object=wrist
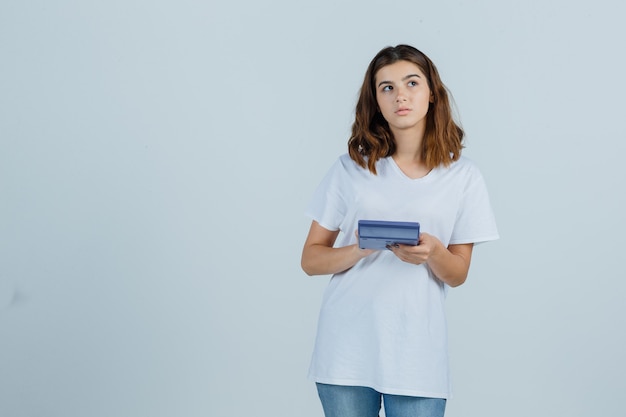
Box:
[354,243,373,259]
[426,237,445,265]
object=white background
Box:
[1,0,625,416]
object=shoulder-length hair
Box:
[348,44,464,174]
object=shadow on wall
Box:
[0,280,29,313]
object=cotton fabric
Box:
[305,154,499,398]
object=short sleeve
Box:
[304,158,348,231]
[448,165,499,245]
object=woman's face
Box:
[374,60,433,136]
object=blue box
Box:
[358,220,420,250]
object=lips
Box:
[395,108,411,115]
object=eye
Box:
[408,80,418,87]
[382,85,393,92]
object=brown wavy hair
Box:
[348,44,464,174]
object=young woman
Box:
[301,45,499,417]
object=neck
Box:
[390,126,431,179]
[391,125,425,163]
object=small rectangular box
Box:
[358,220,420,250]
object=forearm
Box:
[301,243,368,276]
[426,242,472,287]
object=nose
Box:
[395,89,407,102]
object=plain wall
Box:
[1,0,625,416]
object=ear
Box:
[429,92,435,103]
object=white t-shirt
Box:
[305,153,499,399]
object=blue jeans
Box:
[316,383,446,417]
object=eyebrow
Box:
[377,74,422,88]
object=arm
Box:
[389,233,474,287]
[301,220,375,276]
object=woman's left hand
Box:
[387,232,474,287]
[387,232,443,266]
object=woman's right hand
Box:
[300,221,374,276]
